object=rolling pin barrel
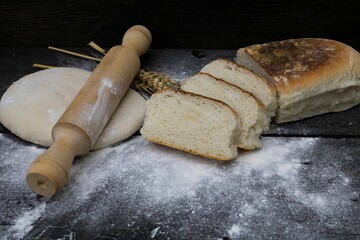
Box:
[26,25,152,197]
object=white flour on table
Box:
[0,133,356,239]
[7,202,46,239]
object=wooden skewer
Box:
[88,41,107,55]
[33,63,55,69]
[48,46,102,62]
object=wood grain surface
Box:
[1,0,360,50]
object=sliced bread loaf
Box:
[181,73,269,150]
[140,90,240,161]
[236,38,360,123]
[201,58,278,117]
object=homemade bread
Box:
[236,38,360,123]
[181,73,269,150]
[140,90,240,161]
[201,59,278,117]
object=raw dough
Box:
[0,67,146,150]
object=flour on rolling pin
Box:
[77,78,120,140]
[55,45,142,147]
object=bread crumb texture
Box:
[140,90,239,160]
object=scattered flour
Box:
[0,133,357,239]
[101,78,113,88]
[7,202,46,239]
[101,77,119,95]
[227,224,242,238]
[150,226,160,238]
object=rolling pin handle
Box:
[26,149,72,197]
[26,124,91,197]
[121,25,152,56]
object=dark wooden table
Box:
[0,47,359,239]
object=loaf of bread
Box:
[141,38,360,160]
[181,73,269,150]
[201,59,278,117]
[236,38,360,123]
[140,90,241,160]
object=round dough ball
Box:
[0,67,146,150]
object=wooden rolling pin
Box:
[26,25,152,197]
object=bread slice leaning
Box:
[236,38,360,123]
[201,58,278,117]
[140,90,240,161]
[181,73,269,150]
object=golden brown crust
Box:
[244,38,357,93]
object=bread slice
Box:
[236,38,360,123]
[181,73,269,150]
[201,58,278,117]
[140,90,240,161]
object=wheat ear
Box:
[132,70,180,94]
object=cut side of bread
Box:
[236,38,360,123]
[140,90,240,161]
[181,73,269,150]
[201,58,278,117]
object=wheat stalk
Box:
[132,70,180,94]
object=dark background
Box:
[0,0,359,50]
